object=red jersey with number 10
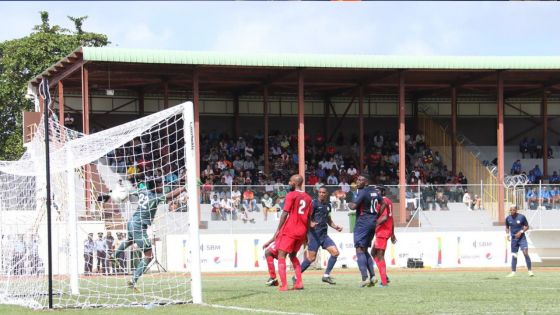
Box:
[376,196,394,238]
[281,190,313,239]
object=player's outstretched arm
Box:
[327,216,342,232]
[164,185,186,202]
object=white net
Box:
[0,102,199,309]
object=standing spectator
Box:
[13,235,26,275]
[84,233,94,275]
[105,232,115,275]
[528,138,537,158]
[519,138,529,159]
[532,165,542,182]
[95,232,108,275]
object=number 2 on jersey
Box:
[298,200,306,214]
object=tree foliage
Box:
[0,11,109,160]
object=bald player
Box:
[263,174,313,291]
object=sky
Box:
[1,1,560,56]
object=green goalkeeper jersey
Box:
[131,188,166,227]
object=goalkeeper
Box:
[113,179,186,290]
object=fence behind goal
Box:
[0,102,201,309]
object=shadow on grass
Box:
[208,290,263,303]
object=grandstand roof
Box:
[81,47,560,70]
[30,47,560,97]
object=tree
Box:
[0,11,109,160]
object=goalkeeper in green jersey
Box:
[113,179,186,290]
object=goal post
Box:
[0,102,202,309]
[183,103,203,304]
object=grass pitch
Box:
[1,268,560,314]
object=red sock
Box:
[375,258,387,285]
[278,258,287,288]
[266,256,276,279]
[290,255,302,286]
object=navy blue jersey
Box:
[310,199,332,236]
[505,213,528,237]
[353,186,383,218]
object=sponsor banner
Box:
[167,231,521,272]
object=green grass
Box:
[2,268,560,314]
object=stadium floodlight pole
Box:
[39,76,54,309]
[183,101,202,304]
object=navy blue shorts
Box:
[511,236,528,252]
[353,217,376,249]
[307,231,336,252]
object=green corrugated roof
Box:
[82,47,560,70]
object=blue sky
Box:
[1,1,560,56]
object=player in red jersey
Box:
[372,186,397,287]
[263,174,312,291]
[263,241,279,286]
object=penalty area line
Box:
[203,303,314,315]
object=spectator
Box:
[550,171,560,184]
[84,233,94,276]
[221,196,237,220]
[327,171,339,185]
[532,165,542,182]
[463,190,473,210]
[528,138,537,158]
[539,186,552,209]
[210,195,224,221]
[261,193,278,221]
[519,137,529,159]
[339,178,351,194]
[95,232,108,275]
[242,188,258,212]
[526,188,538,210]
[511,160,522,175]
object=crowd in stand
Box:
[103,125,478,219]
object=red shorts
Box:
[266,242,278,258]
[374,236,389,250]
[276,234,304,254]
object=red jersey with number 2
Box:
[281,190,313,240]
[376,196,394,238]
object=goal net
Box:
[0,102,201,309]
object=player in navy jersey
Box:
[299,186,343,285]
[348,175,386,287]
[505,205,534,277]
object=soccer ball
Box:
[110,185,129,202]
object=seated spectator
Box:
[242,188,258,212]
[339,178,351,194]
[435,188,449,210]
[550,171,560,184]
[539,187,553,209]
[421,185,436,211]
[210,195,225,221]
[221,197,237,220]
[510,160,522,175]
[261,193,278,221]
[526,188,538,210]
[551,186,560,209]
[327,171,339,185]
[472,195,482,210]
[463,190,473,210]
[547,146,554,159]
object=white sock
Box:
[323,273,329,277]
